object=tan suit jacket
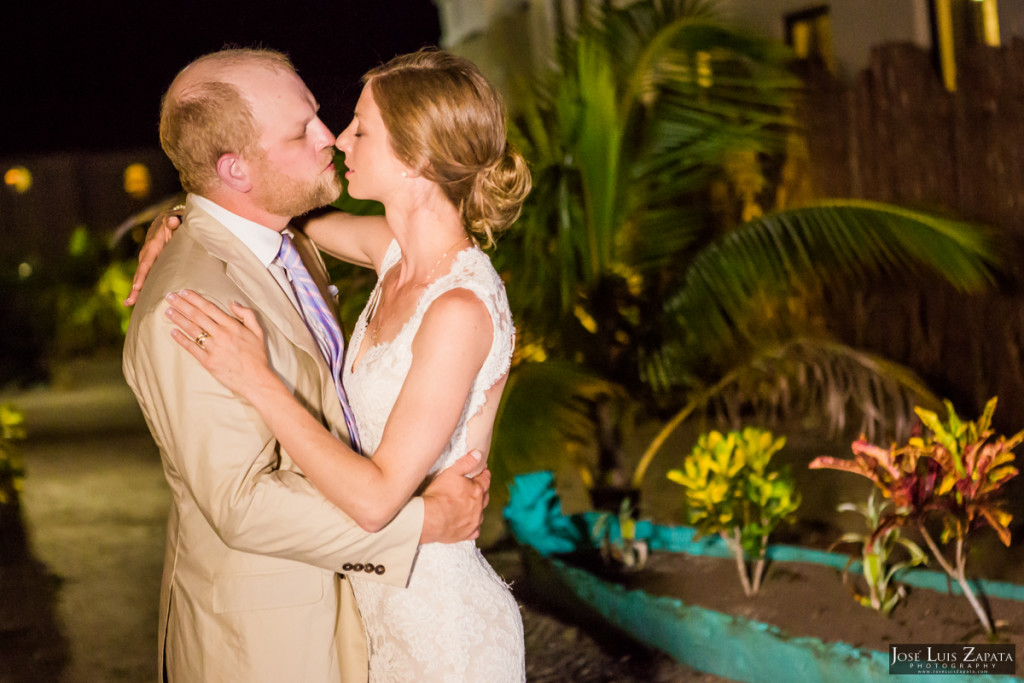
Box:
[123,197,423,682]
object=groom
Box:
[123,48,489,682]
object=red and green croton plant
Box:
[810,396,1021,635]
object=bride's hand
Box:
[165,290,272,398]
[124,208,183,307]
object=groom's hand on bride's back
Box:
[419,451,491,544]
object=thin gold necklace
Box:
[370,235,471,341]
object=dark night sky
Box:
[0,0,442,155]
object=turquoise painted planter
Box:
[505,471,1024,683]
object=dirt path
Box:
[0,357,716,682]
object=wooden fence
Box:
[799,38,1024,433]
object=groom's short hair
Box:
[159,47,295,194]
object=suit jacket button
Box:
[364,563,376,573]
[353,563,364,572]
[342,563,353,571]
[375,565,386,575]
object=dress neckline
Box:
[348,243,478,374]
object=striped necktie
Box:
[276,233,362,453]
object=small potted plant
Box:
[668,427,800,596]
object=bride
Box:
[163,49,530,681]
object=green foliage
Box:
[54,226,137,358]
[914,397,1021,547]
[489,0,999,498]
[0,404,26,509]
[810,396,1021,634]
[668,427,798,553]
[1,222,139,385]
[810,396,1021,548]
[501,0,799,385]
[96,261,136,335]
[834,491,927,617]
[490,361,627,510]
[668,202,998,369]
[668,427,799,595]
[55,250,138,358]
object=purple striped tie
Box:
[277,234,362,453]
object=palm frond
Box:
[632,337,941,486]
[709,337,941,440]
[575,34,625,278]
[622,205,707,272]
[668,200,1000,354]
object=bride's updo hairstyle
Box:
[365,49,531,247]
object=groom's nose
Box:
[311,117,336,149]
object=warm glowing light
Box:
[4,166,32,194]
[123,163,152,200]
[17,262,32,279]
[786,9,836,73]
[979,0,1001,46]
[791,23,812,59]
[935,0,957,92]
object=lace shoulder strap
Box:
[379,239,402,277]
[416,248,515,392]
[364,239,403,323]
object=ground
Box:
[0,355,722,682]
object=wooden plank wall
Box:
[798,38,1024,433]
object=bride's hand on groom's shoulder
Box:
[419,451,490,544]
[124,206,184,306]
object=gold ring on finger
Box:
[195,330,210,349]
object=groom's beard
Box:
[251,155,343,218]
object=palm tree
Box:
[489,0,999,504]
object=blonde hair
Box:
[159,48,295,194]
[365,49,531,246]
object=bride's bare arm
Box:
[123,206,395,307]
[124,210,181,306]
[164,288,492,532]
[303,211,393,270]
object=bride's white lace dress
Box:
[342,239,526,682]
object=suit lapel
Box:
[180,202,325,372]
[180,199,351,440]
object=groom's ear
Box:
[216,153,254,193]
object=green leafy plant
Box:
[489,0,999,506]
[833,491,927,616]
[53,227,137,359]
[591,497,649,571]
[667,427,800,596]
[810,396,1021,634]
[0,404,26,516]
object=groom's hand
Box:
[419,451,491,544]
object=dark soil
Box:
[554,548,1024,655]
